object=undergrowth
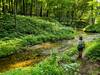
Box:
[0,46,79,75]
[0,14,75,57]
[84,38,100,61]
[84,23,100,33]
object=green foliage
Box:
[84,23,100,33]
[84,39,100,61]
[0,31,74,57]
[0,15,58,37]
[74,20,88,28]
[60,46,78,63]
[0,38,22,57]
[0,48,79,75]
[0,15,75,38]
[0,14,75,57]
[0,67,33,75]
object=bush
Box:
[84,23,100,33]
[84,39,100,61]
[0,38,22,57]
[74,20,88,28]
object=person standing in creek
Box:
[77,36,85,59]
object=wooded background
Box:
[0,0,100,26]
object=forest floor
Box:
[79,58,100,75]
[0,31,100,74]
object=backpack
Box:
[78,40,85,49]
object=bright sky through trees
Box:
[97,0,100,2]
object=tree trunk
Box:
[23,0,25,15]
[11,0,13,14]
[40,5,42,17]
[0,0,2,15]
[2,0,5,14]
[14,0,17,28]
[91,4,95,25]
[8,0,11,13]
[35,0,38,16]
[70,11,74,25]
[30,0,33,16]
[25,2,27,15]
[16,0,17,14]
[46,9,49,17]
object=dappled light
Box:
[0,0,100,75]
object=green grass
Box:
[84,38,100,61]
[0,14,72,38]
[0,14,75,57]
[0,32,74,57]
[0,14,76,74]
[1,38,100,75]
[0,46,79,75]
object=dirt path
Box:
[0,32,100,73]
[79,58,100,75]
[77,32,100,75]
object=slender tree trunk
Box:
[2,0,5,14]
[8,0,11,13]
[16,0,17,14]
[25,2,27,15]
[40,5,42,17]
[91,4,95,25]
[46,9,49,17]
[14,0,17,29]
[69,8,72,25]
[35,0,39,16]
[66,11,69,24]
[0,0,2,15]
[23,0,25,15]
[30,0,33,16]
[11,0,13,14]
[89,4,95,25]
[70,10,74,25]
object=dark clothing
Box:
[77,40,85,51]
[78,50,83,58]
[77,40,85,59]
[78,47,84,51]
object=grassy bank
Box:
[0,14,75,57]
[0,14,67,38]
[0,46,79,75]
[84,38,100,61]
[0,38,100,75]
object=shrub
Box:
[0,38,22,57]
[84,39,100,61]
[84,22,100,33]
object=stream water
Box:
[0,32,100,72]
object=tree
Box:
[2,0,6,14]
[22,0,25,15]
[30,0,33,16]
[88,0,98,25]
[0,0,2,15]
[0,0,98,27]
[14,0,17,27]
